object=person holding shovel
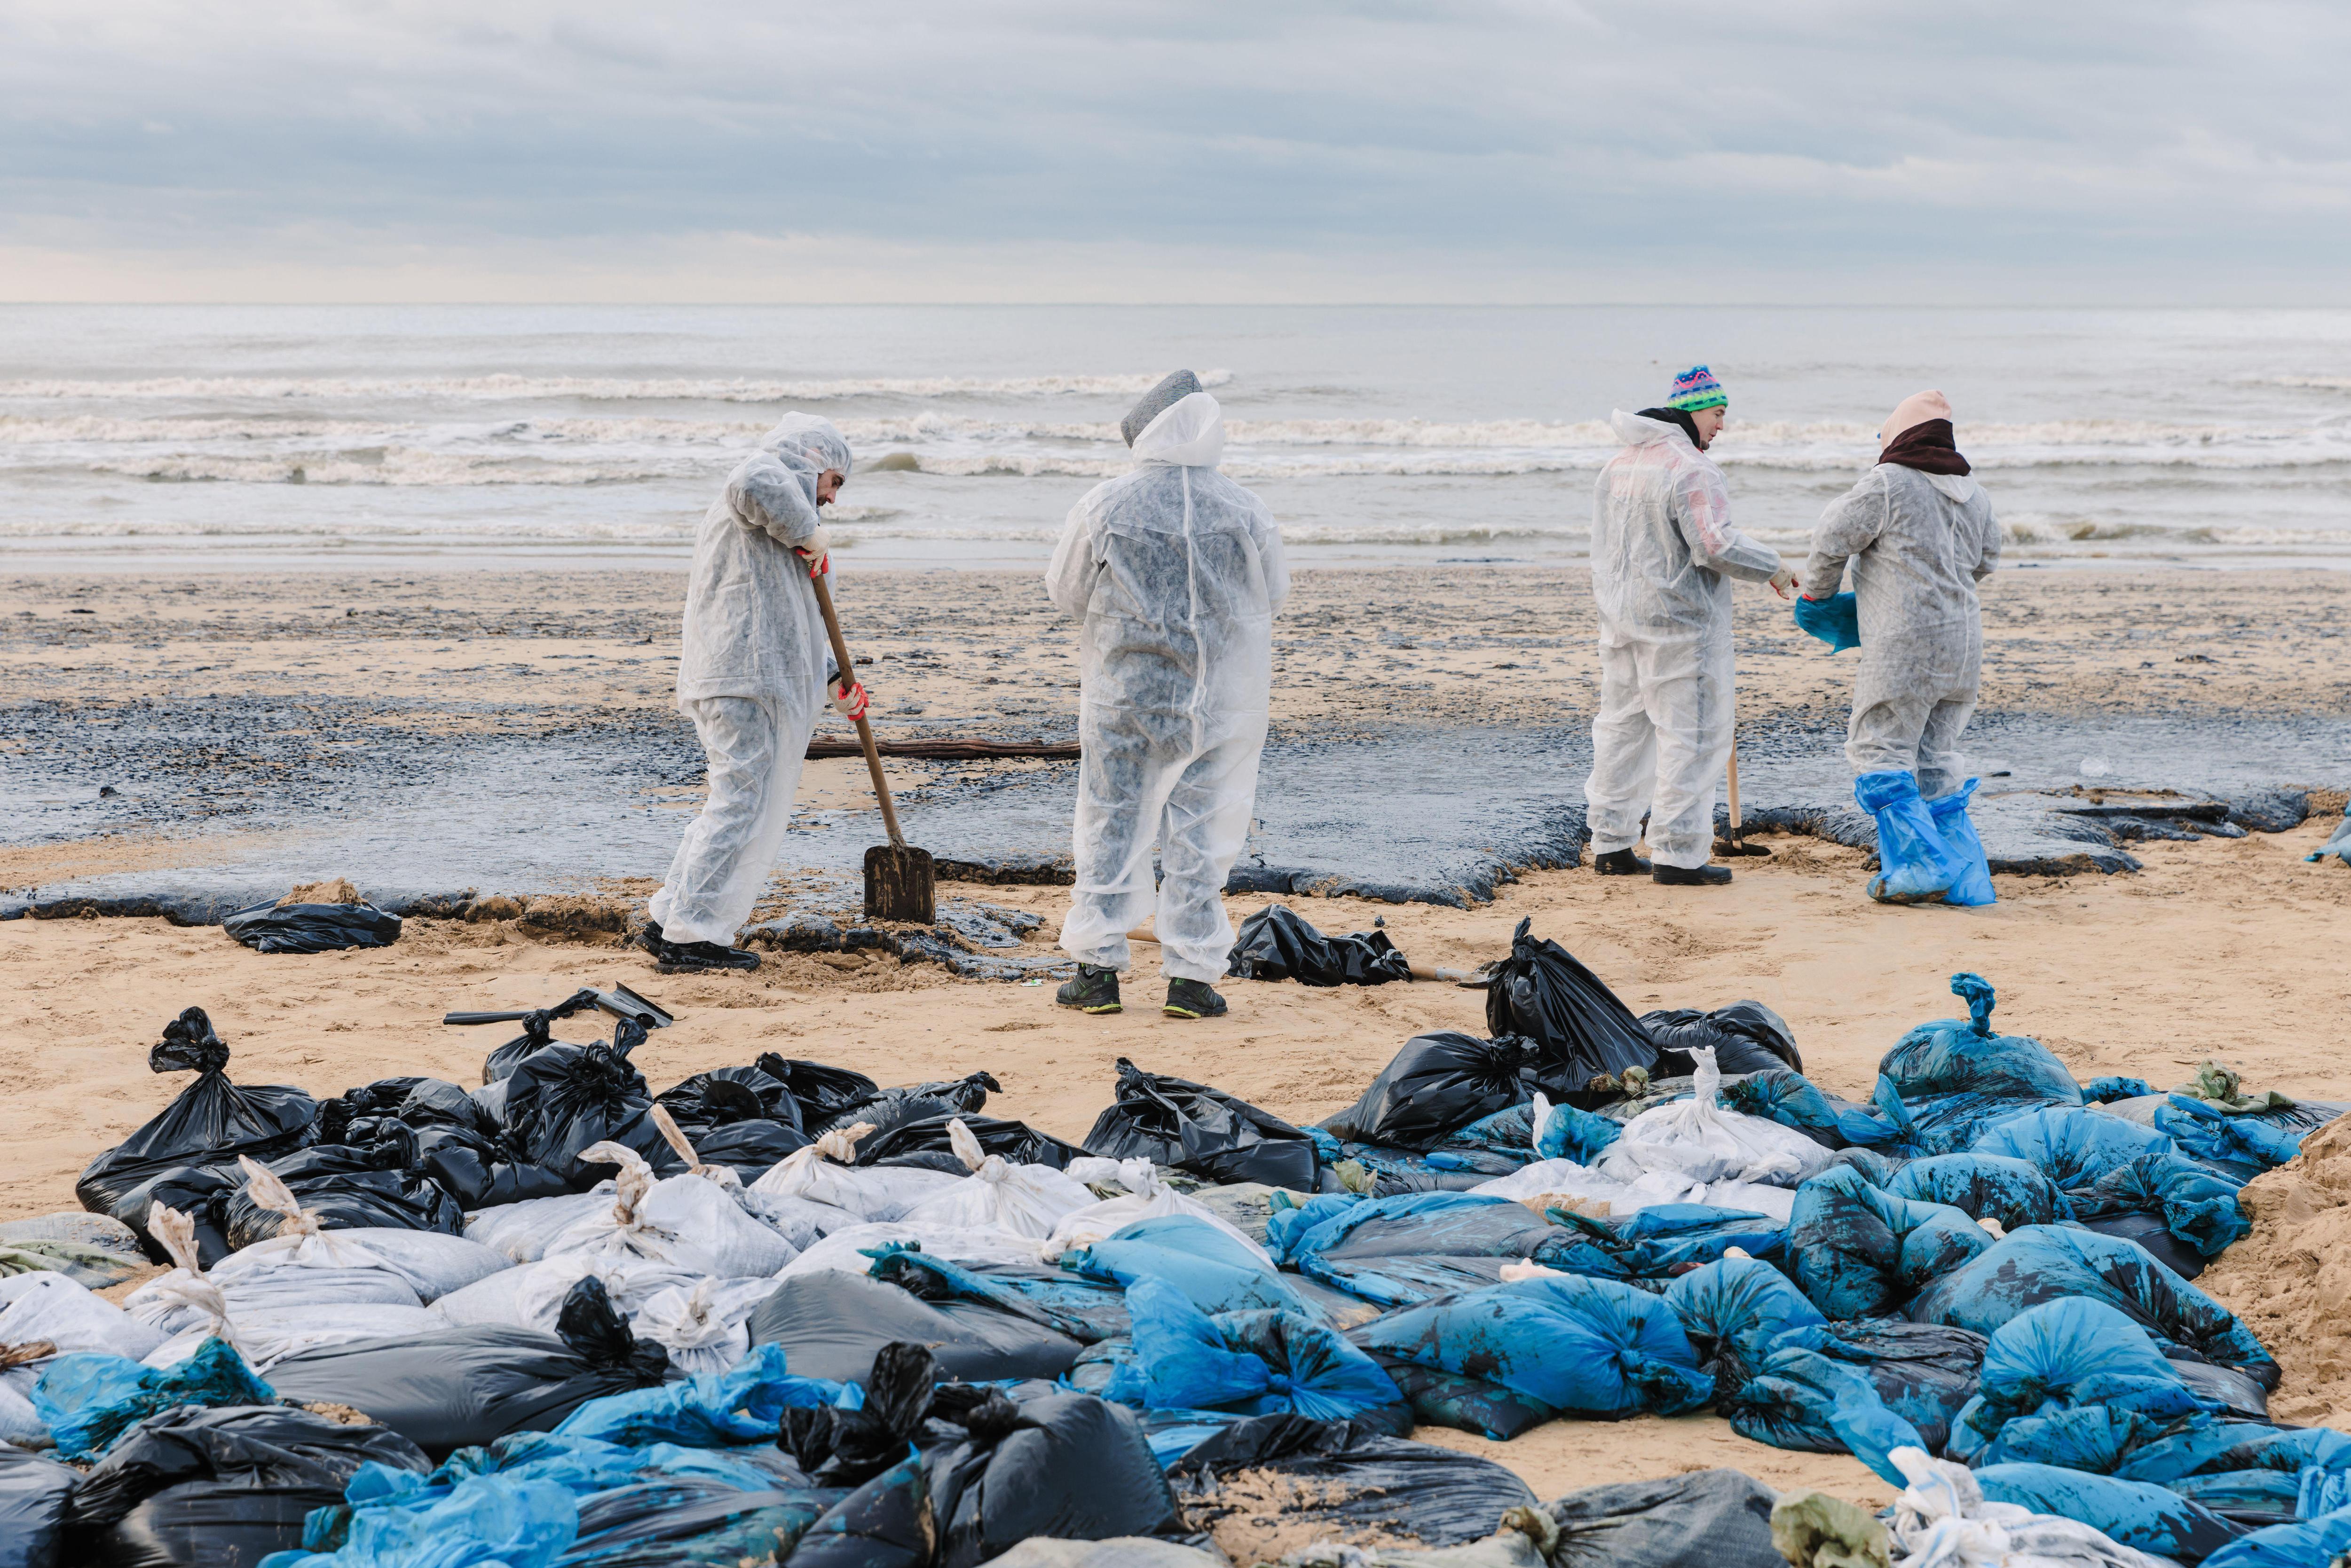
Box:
[640,413,870,974]
[1585,366,1797,887]
[1048,370,1289,1018]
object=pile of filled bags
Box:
[2,926,2346,1568]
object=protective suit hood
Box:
[1924,472,1980,504]
[759,414,854,478]
[1132,392,1226,469]
[1611,409,1693,449]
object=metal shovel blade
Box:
[865,843,936,924]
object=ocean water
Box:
[4,303,2349,572]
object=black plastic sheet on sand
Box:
[1169,1413,1536,1552]
[1084,1058,1318,1189]
[1225,904,1413,987]
[222,898,403,954]
[1481,918,1658,1092]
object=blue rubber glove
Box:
[1794,592,1861,653]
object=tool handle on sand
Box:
[1728,744,1744,835]
[810,572,906,851]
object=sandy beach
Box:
[5,563,2349,1504]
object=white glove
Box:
[792,523,833,566]
[1768,566,1799,599]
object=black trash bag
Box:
[757,1054,882,1124]
[469,987,631,1085]
[263,1276,670,1458]
[408,1124,572,1210]
[1083,1058,1318,1189]
[1641,1001,1803,1076]
[1225,904,1413,986]
[855,1113,1087,1172]
[779,1342,941,1488]
[222,898,402,955]
[560,1477,832,1568]
[1545,1468,1785,1568]
[2076,1210,2214,1281]
[1316,1032,1536,1151]
[495,1032,677,1189]
[103,1165,240,1269]
[659,1062,807,1138]
[76,1009,319,1254]
[0,1447,77,1568]
[68,1403,428,1568]
[748,1270,1081,1385]
[815,1073,1002,1141]
[1480,919,1659,1092]
[1170,1413,1536,1552]
[217,1138,466,1250]
[686,1119,812,1174]
[928,1392,1178,1567]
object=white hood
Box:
[1133,391,1225,468]
[1925,471,1980,504]
[1610,408,1690,449]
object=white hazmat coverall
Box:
[1585,410,1782,869]
[649,414,852,947]
[1801,463,2001,800]
[1046,392,1289,982]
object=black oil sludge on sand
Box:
[3,696,2341,922]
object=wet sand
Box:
[5,564,2350,1503]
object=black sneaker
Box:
[1163,979,1228,1019]
[635,919,664,955]
[1653,863,1733,887]
[655,938,760,973]
[1056,963,1122,1013]
[1593,849,1652,876]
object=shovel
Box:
[811,571,936,924]
[1715,738,1772,858]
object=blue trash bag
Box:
[869,1246,1133,1345]
[1357,1274,1713,1433]
[1907,1224,2279,1389]
[1719,1069,1900,1150]
[1726,1346,1928,1484]
[552,1343,849,1448]
[34,1336,276,1459]
[1736,1321,1986,1458]
[1974,1463,2246,1563]
[1944,1299,2211,1464]
[260,1472,580,1568]
[1794,591,1861,653]
[1274,1191,1584,1308]
[1927,780,1997,906]
[1665,1257,1827,1400]
[1885,1152,2076,1230]
[1975,1106,2252,1259]
[2086,1075,2157,1103]
[1126,1277,1404,1426]
[2201,1506,2351,1568]
[1855,770,1963,905]
[1432,1103,1542,1169]
[2159,1093,2314,1174]
[1783,1165,1995,1319]
[1063,1214,1307,1316]
[1534,1096,1624,1163]
[1877,975,2085,1153]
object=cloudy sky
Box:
[3,0,2345,303]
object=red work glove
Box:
[828,678,869,721]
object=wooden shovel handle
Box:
[809,571,906,851]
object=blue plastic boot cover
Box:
[1854,771,1960,905]
[1927,780,1996,907]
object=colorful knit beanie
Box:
[1667,365,1727,413]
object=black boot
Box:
[1056,963,1123,1014]
[1163,979,1228,1019]
[1594,849,1652,876]
[655,938,761,973]
[635,919,664,955]
[1653,862,1733,887]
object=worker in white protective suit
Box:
[1586,365,1797,888]
[1801,391,2002,905]
[1046,370,1289,1019]
[641,414,869,973]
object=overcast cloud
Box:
[3,0,2346,301]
